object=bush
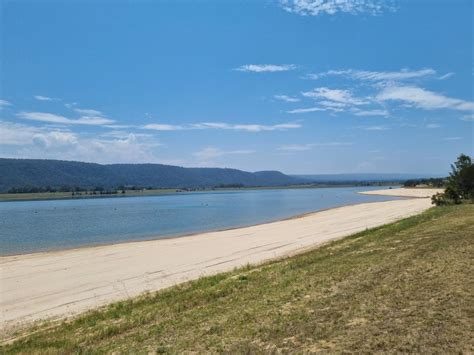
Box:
[431,192,452,206]
[432,154,474,205]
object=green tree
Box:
[434,154,474,205]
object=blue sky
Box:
[0,0,472,174]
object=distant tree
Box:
[432,154,474,205]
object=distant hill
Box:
[0,158,303,192]
[293,173,445,183]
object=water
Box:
[0,186,401,256]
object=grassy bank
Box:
[3,204,473,353]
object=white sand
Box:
[0,188,439,333]
[359,187,442,198]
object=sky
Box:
[0,0,473,174]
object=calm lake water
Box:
[0,186,401,255]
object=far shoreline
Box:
[0,183,400,203]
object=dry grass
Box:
[2,204,473,353]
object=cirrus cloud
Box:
[0,99,12,107]
[234,64,297,73]
[280,0,397,16]
[376,84,474,112]
[143,122,302,132]
[17,111,115,126]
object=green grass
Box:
[3,204,473,353]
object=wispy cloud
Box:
[278,142,352,151]
[274,95,301,103]
[302,87,368,106]
[442,136,462,141]
[143,122,302,132]
[461,114,474,122]
[17,111,115,126]
[280,0,397,16]
[142,124,184,131]
[193,147,255,161]
[197,122,302,132]
[352,108,389,117]
[438,72,454,80]
[64,102,78,109]
[101,130,153,139]
[425,123,441,129]
[376,84,474,112]
[307,68,436,81]
[0,99,12,107]
[277,144,315,151]
[234,64,297,73]
[287,107,326,114]
[73,108,103,116]
[34,95,59,101]
[362,125,390,131]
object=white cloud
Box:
[363,125,390,131]
[425,123,441,129]
[17,112,72,124]
[33,130,79,148]
[352,68,436,81]
[143,122,302,132]
[1,120,162,164]
[278,144,315,151]
[376,84,474,112]
[0,121,42,145]
[461,114,474,122]
[73,108,103,116]
[278,142,352,151]
[442,136,462,141]
[287,107,326,114]
[318,100,347,109]
[280,0,396,16]
[194,122,302,132]
[64,102,77,109]
[352,108,389,117]
[234,64,297,73]
[438,72,454,80]
[0,99,12,107]
[274,95,301,102]
[103,124,137,129]
[101,130,153,139]
[76,116,115,125]
[193,147,255,161]
[302,87,368,105]
[34,95,58,101]
[17,111,115,126]
[143,124,184,131]
[307,68,436,82]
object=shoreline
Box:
[0,188,441,333]
[1,195,404,259]
[0,184,399,203]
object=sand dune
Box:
[0,188,440,333]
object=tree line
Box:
[7,185,150,194]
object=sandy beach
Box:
[359,188,442,198]
[0,188,440,333]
